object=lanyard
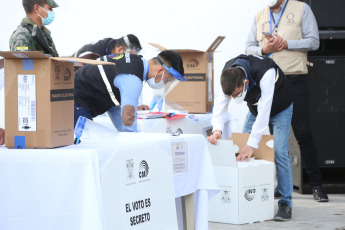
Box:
[269,0,289,34]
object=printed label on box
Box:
[12,53,29,59]
[220,186,232,204]
[18,74,36,131]
[171,141,188,174]
[184,73,206,81]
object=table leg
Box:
[181,193,195,230]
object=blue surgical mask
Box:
[38,6,55,26]
[147,71,166,89]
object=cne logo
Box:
[186,59,199,69]
[139,160,149,178]
[244,188,256,201]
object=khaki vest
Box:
[256,1,307,75]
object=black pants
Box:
[288,74,322,188]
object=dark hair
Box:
[158,50,184,76]
[22,0,46,13]
[220,67,245,96]
[127,34,142,50]
[115,34,142,51]
[115,38,126,49]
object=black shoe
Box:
[313,186,329,202]
[274,188,282,199]
[274,202,292,221]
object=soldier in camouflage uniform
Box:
[9,0,59,56]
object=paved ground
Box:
[209,192,345,230]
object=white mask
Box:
[147,71,166,89]
[264,0,278,7]
[233,82,247,104]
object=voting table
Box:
[0,132,219,230]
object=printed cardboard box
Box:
[150,36,225,113]
[208,133,275,224]
[0,51,114,148]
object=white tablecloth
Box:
[137,113,236,139]
[0,132,219,230]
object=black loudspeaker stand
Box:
[290,39,345,194]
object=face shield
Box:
[123,36,141,55]
[149,56,187,111]
[125,46,141,55]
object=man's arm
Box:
[236,68,275,162]
[114,74,142,132]
[246,15,285,56]
[207,87,231,144]
[246,16,263,56]
[247,67,275,148]
[0,128,5,145]
[246,4,319,55]
[9,28,34,51]
[286,3,319,51]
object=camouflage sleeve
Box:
[9,27,36,51]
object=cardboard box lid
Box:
[51,57,115,65]
[207,140,238,167]
[149,36,225,53]
[228,133,274,163]
[0,51,115,66]
[206,36,225,52]
[207,133,275,167]
[0,51,47,59]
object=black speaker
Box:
[298,0,345,29]
[307,56,345,167]
[291,55,345,194]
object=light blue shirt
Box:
[110,58,149,132]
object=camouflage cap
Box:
[45,0,59,8]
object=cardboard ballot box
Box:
[208,133,275,224]
[0,51,114,148]
[150,36,225,113]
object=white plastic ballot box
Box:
[207,138,275,224]
[100,144,178,230]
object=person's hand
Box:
[262,33,286,54]
[137,105,150,111]
[207,130,222,145]
[0,128,5,145]
[236,144,254,162]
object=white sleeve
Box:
[211,87,231,133]
[247,68,275,148]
